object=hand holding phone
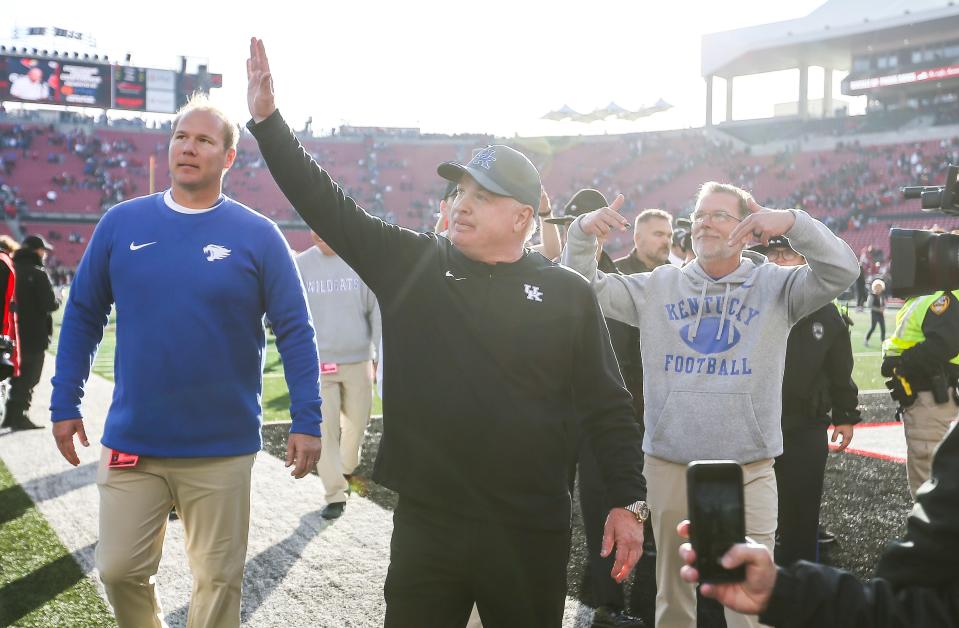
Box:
[686,460,746,584]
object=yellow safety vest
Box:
[882,291,959,366]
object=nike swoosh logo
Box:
[130,241,157,251]
[445,271,466,281]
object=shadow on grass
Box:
[0,541,97,627]
[0,462,96,525]
[265,392,290,412]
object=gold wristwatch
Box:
[623,501,650,524]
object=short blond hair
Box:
[695,182,752,218]
[0,235,19,254]
[172,92,239,151]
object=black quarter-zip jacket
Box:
[250,111,644,530]
[781,303,860,431]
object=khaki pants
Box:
[644,455,777,628]
[902,391,958,498]
[318,360,373,504]
[95,447,255,628]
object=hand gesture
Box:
[601,508,645,583]
[830,423,854,452]
[247,37,277,123]
[53,418,90,466]
[677,520,776,616]
[538,187,552,218]
[727,198,796,248]
[579,194,628,237]
[286,432,322,479]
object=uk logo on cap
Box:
[470,147,496,170]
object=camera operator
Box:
[676,420,959,627]
[881,290,959,498]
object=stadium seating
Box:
[2,111,959,273]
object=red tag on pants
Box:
[108,450,140,468]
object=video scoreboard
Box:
[0,53,219,114]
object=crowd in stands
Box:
[1,108,959,271]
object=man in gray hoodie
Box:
[297,231,382,519]
[562,182,859,628]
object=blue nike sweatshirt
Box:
[50,190,323,457]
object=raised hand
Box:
[727,197,796,248]
[247,37,276,123]
[579,194,629,237]
[538,187,552,217]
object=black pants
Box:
[774,427,828,565]
[4,350,45,424]
[384,497,571,628]
[866,311,885,343]
[578,440,654,620]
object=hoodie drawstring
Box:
[717,283,732,342]
[690,281,709,341]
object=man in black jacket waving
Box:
[3,234,59,430]
[246,38,646,628]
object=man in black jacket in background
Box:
[246,38,646,628]
[3,235,58,430]
[750,237,859,565]
[550,189,650,627]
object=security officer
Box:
[882,289,959,498]
[751,237,860,565]
[551,189,649,628]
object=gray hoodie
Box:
[296,247,381,364]
[562,209,859,464]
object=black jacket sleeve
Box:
[247,110,432,294]
[572,284,646,505]
[36,267,60,314]
[759,563,959,628]
[759,421,959,627]
[823,307,860,425]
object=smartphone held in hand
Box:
[686,460,746,584]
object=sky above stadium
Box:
[4,0,859,137]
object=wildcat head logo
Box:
[679,317,742,354]
[470,147,496,170]
[203,244,231,261]
[812,322,824,340]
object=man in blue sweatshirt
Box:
[50,95,323,628]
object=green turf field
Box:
[0,458,117,628]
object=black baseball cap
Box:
[749,235,792,255]
[437,145,541,209]
[22,234,53,251]
[545,189,609,225]
[441,180,457,202]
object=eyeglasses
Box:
[690,210,742,225]
[766,249,801,262]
